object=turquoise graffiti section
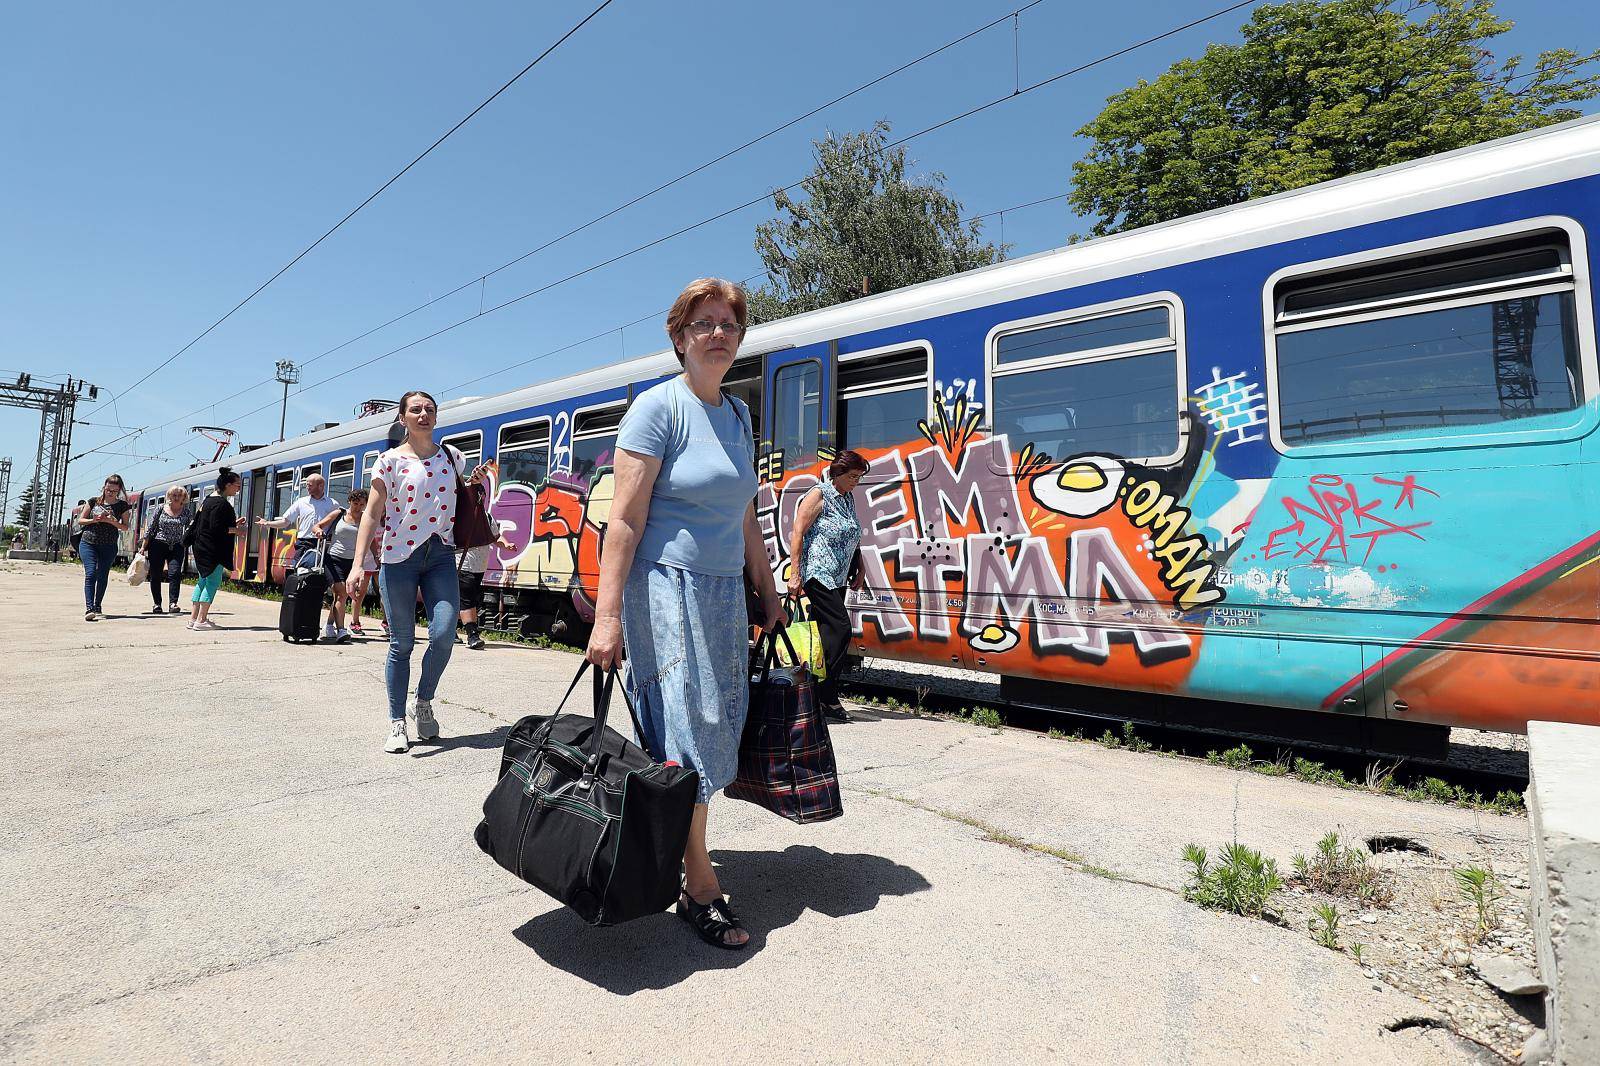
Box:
[1184,400,1600,709]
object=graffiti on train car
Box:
[1256,472,1435,566]
[750,397,1230,687]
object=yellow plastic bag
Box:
[779,618,827,680]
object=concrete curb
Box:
[1526,721,1600,1065]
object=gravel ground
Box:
[1277,833,1543,1061]
[850,657,1530,780]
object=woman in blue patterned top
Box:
[787,450,869,721]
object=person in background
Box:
[77,477,130,621]
[456,482,512,650]
[188,468,246,631]
[256,473,337,568]
[142,485,191,614]
[355,390,484,753]
[68,499,86,560]
[347,524,383,637]
[311,487,370,644]
[786,450,869,722]
[586,277,785,951]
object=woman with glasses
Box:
[77,474,130,620]
[142,485,191,614]
[587,277,786,951]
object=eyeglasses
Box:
[686,319,745,338]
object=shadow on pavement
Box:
[511,844,930,991]
[409,724,511,758]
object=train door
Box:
[762,342,833,477]
[244,469,268,579]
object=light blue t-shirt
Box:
[616,375,757,577]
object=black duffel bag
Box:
[474,662,699,926]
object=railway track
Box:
[839,658,1530,800]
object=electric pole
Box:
[275,360,300,442]
[0,457,11,539]
[1,374,96,548]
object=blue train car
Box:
[137,115,1600,741]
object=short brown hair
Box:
[347,488,370,505]
[665,278,747,363]
[829,450,870,480]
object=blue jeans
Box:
[377,535,460,722]
[81,540,118,611]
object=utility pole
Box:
[0,374,96,549]
[275,360,300,442]
[0,457,11,539]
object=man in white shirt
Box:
[257,473,338,567]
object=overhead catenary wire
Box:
[71,0,1273,492]
[81,0,619,416]
[70,1,1053,468]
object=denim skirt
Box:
[622,560,749,804]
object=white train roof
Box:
[141,112,1600,494]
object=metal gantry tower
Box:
[1493,297,1541,418]
[0,374,96,548]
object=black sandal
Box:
[677,889,749,950]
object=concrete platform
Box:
[0,559,1520,1064]
[1526,721,1600,1065]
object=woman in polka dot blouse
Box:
[355,389,486,753]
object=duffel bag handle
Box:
[545,661,649,788]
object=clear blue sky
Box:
[3,0,1595,510]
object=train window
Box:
[573,405,624,485]
[989,300,1181,463]
[772,361,821,471]
[838,347,928,452]
[994,305,1170,366]
[440,430,482,471]
[362,451,379,486]
[272,470,295,517]
[1273,231,1583,446]
[497,418,551,488]
[327,457,356,504]
[722,357,763,440]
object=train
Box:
[131,115,1600,753]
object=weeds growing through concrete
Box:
[1350,943,1366,965]
[1291,831,1393,907]
[1310,902,1342,949]
[1453,866,1503,938]
[1181,842,1282,918]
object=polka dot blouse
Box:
[372,444,465,564]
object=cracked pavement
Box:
[1,560,1510,1064]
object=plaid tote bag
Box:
[726,627,844,824]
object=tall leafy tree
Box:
[14,481,37,528]
[750,121,1005,322]
[1069,0,1600,237]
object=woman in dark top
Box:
[188,468,246,632]
[142,485,191,614]
[77,474,130,621]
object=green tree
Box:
[1069,0,1600,237]
[750,121,1004,322]
[14,480,38,528]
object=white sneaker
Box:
[323,623,339,642]
[193,620,219,632]
[336,628,353,644]
[411,698,440,741]
[384,719,409,754]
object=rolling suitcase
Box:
[279,542,327,643]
